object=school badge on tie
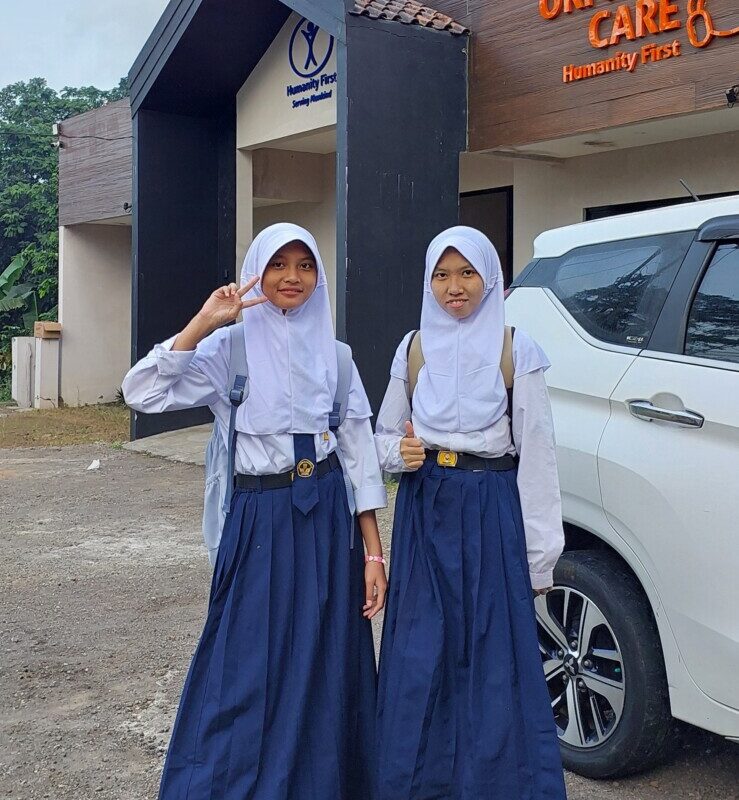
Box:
[296,459,315,478]
[292,434,319,515]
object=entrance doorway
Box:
[460,187,514,286]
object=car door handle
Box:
[627,400,704,428]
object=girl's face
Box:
[261,240,318,310]
[431,247,485,319]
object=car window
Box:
[685,244,739,364]
[521,233,693,347]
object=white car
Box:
[505,195,739,778]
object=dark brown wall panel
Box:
[433,0,739,150]
[58,99,132,226]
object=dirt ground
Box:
[1,443,737,800]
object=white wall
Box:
[236,149,254,271]
[253,148,327,203]
[459,152,513,194]
[236,12,337,150]
[461,131,739,274]
[59,223,131,406]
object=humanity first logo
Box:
[288,18,334,78]
[286,18,337,108]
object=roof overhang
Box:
[128,0,346,116]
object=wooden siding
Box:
[58,99,132,226]
[433,0,739,151]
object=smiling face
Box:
[430,247,485,319]
[260,240,318,310]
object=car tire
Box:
[538,550,672,778]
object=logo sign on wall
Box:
[538,0,739,84]
[286,18,337,109]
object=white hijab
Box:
[236,223,338,435]
[408,226,509,433]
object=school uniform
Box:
[123,224,386,800]
[374,227,567,800]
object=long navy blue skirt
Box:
[376,461,566,800]
[159,465,377,800]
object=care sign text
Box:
[538,0,739,83]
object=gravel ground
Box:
[1,444,737,799]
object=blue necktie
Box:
[292,434,319,515]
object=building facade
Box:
[56,0,739,435]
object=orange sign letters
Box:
[540,0,739,82]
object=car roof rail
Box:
[697,215,739,242]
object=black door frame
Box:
[459,185,514,287]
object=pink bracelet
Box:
[365,555,386,565]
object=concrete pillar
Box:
[236,148,253,273]
[59,224,131,406]
[11,337,36,408]
[33,322,61,410]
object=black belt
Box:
[235,452,341,491]
[425,449,518,471]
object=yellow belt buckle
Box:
[437,450,458,468]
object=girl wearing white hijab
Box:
[123,223,387,800]
[374,226,567,799]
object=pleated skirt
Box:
[159,465,377,800]
[376,461,567,800]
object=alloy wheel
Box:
[535,587,626,748]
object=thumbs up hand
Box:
[399,420,426,470]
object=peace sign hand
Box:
[196,277,267,330]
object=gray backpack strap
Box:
[227,321,248,396]
[330,341,353,430]
[223,323,249,513]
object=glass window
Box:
[521,233,692,347]
[685,244,739,364]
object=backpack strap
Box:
[500,326,514,389]
[406,330,423,409]
[223,323,249,514]
[503,326,515,419]
[405,326,516,416]
[330,341,353,431]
